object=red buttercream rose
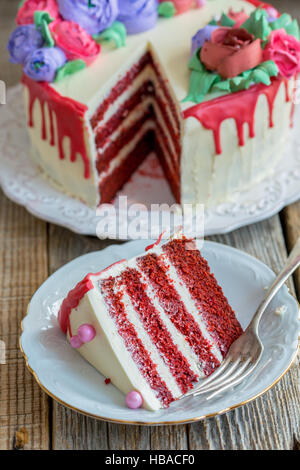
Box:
[200,27,263,79]
[227,8,249,28]
[263,29,300,79]
[16,0,60,25]
[50,20,101,66]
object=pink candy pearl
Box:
[70,335,83,349]
[126,391,143,409]
[78,324,96,343]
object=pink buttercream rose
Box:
[227,8,249,28]
[264,29,300,79]
[159,0,192,15]
[16,0,60,25]
[50,20,101,66]
[201,27,263,79]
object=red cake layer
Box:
[90,51,182,205]
[96,108,153,175]
[100,277,174,406]
[137,253,221,376]
[99,130,155,203]
[91,53,151,128]
[155,137,181,202]
[121,268,199,394]
[94,81,154,147]
[163,239,243,357]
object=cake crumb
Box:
[275,305,287,316]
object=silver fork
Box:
[182,236,300,402]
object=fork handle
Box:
[249,236,300,331]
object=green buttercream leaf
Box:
[55,59,86,82]
[285,19,300,40]
[241,8,271,41]
[208,19,218,26]
[212,81,231,93]
[252,68,271,85]
[270,13,300,40]
[18,0,26,8]
[270,13,292,31]
[34,11,55,47]
[188,49,205,72]
[93,21,127,48]
[220,13,235,27]
[183,69,220,103]
[158,1,176,18]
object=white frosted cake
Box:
[8,0,300,207]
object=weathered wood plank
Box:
[282,202,300,300]
[0,190,50,450]
[0,0,50,451]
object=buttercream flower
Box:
[50,20,101,65]
[24,46,67,82]
[200,27,263,79]
[118,0,158,34]
[226,8,249,28]
[162,0,192,15]
[263,28,300,78]
[7,25,44,64]
[16,0,60,25]
[57,0,119,36]
[191,25,219,56]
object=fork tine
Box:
[205,360,258,400]
[192,359,241,394]
[193,358,252,396]
[180,356,232,399]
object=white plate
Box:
[20,240,300,425]
[1,85,300,238]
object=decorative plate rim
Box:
[19,240,300,425]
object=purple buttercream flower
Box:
[24,47,67,82]
[7,25,44,65]
[117,0,158,35]
[191,25,219,56]
[57,0,119,35]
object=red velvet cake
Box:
[58,235,243,410]
[8,1,300,208]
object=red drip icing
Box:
[58,259,126,334]
[246,0,279,15]
[22,74,90,178]
[58,274,95,334]
[183,78,288,155]
[145,231,165,252]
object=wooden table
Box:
[0,0,299,451]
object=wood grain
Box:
[0,0,299,451]
[0,190,50,450]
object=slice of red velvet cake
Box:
[58,236,243,410]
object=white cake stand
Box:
[1,85,300,238]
